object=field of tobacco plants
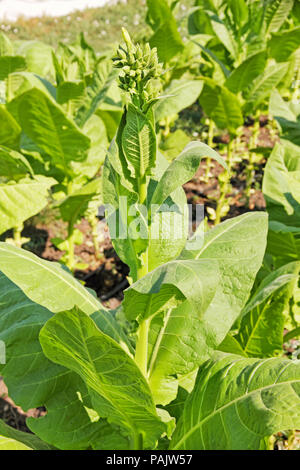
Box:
[0,0,300,452]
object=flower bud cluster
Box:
[113,28,163,107]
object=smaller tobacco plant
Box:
[0,32,120,270]
[0,30,300,451]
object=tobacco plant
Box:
[0,31,300,451]
[0,32,121,269]
[189,0,300,219]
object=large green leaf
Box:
[171,353,300,450]
[265,0,294,34]
[0,33,13,56]
[75,62,117,127]
[267,222,300,265]
[269,90,300,145]
[208,13,238,60]
[70,114,108,178]
[7,71,56,102]
[0,146,33,180]
[268,26,300,62]
[40,307,165,448]
[0,176,56,235]
[263,140,300,228]
[146,0,172,30]
[0,271,123,450]
[180,212,268,348]
[0,105,21,149]
[0,56,26,80]
[14,88,90,173]
[124,259,218,323]
[235,262,300,357]
[226,0,248,27]
[225,51,267,94]
[0,420,53,450]
[0,243,128,344]
[151,141,226,209]
[244,63,288,113]
[149,19,184,63]
[16,41,54,76]
[155,80,203,122]
[57,178,102,226]
[122,104,156,179]
[0,244,132,449]
[199,79,243,135]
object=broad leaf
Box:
[0,105,21,149]
[124,259,218,323]
[16,41,54,76]
[151,141,227,209]
[75,62,117,127]
[268,26,300,62]
[40,307,165,448]
[149,19,184,63]
[0,56,26,80]
[199,79,243,135]
[235,262,300,357]
[265,0,294,34]
[57,178,102,227]
[225,51,267,94]
[180,212,268,348]
[71,114,108,178]
[0,33,13,56]
[0,146,33,180]
[14,88,91,173]
[0,176,56,235]
[0,244,132,449]
[0,243,128,345]
[267,222,300,265]
[244,63,288,113]
[263,140,300,228]
[155,80,203,122]
[171,353,300,449]
[122,104,156,178]
[0,420,53,450]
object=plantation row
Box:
[0,0,299,451]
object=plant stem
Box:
[66,223,75,272]
[292,66,300,102]
[133,432,144,450]
[246,116,260,200]
[13,224,23,248]
[134,176,150,377]
[162,116,171,138]
[89,214,101,260]
[215,139,233,225]
[204,119,214,181]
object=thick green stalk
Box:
[292,66,300,102]
[13,224,23,248]
[89,214,101,260]
[135,176,150,377]
[66,223,75,272]
[133,432,144,450]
